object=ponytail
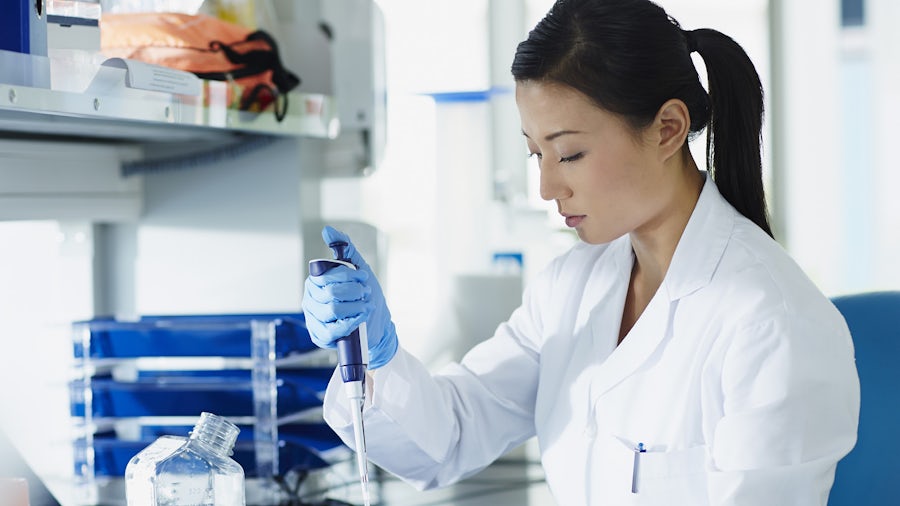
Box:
[688,28,772,237]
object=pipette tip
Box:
[361,479,371,506]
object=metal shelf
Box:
[0,49,340,152]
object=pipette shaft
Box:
[309,241,371,505]
[349,393,370,506]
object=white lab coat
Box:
[322,174,860,505]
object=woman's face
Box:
[516,80,671,245]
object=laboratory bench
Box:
[379,464,553,505]
[7,454,553,506]
[300,457,554,506]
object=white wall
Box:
[130,138,312,316]
[0,221,94,504]
[868,0,900,291]
[771,0,845,295]
[771,0,900,296]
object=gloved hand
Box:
[302,226,399,369]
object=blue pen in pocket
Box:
[632,442,646,493]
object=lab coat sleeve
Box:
[322,272,547,490]
[703,311,860,505]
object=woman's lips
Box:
[565,215,585,228]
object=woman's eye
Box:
[559,153,583,163]
[527,152,543,160]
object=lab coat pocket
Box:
[633,444,709,504]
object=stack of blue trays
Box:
[86,423,344,478]
[69,313,344,480]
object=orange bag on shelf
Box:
[100,12,300,120]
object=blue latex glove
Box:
[302,226,398,369]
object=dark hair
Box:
[511,0,772,237]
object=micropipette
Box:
[308,241,371,506]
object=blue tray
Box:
[139,422,343,453]
[84,423,343,477]
[73,313,316,359]
[70,369,333,418]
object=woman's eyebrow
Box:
[521,129,584,141]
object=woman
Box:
[302,0,860,503]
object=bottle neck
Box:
[189,412,239,458]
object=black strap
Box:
[198,30,300,94]
[244,30,301,94]
[193,29,301,120]
[241,82,289,122]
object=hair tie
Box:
[684,30,699,53]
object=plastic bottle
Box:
[125,412,245,506]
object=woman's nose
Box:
[539,166,571,201]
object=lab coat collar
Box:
[661,172,734,301]
[586,274,671,402]
[584,173,734,402]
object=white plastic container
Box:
[125,412,245,506]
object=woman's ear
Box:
[653,99,691,161]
